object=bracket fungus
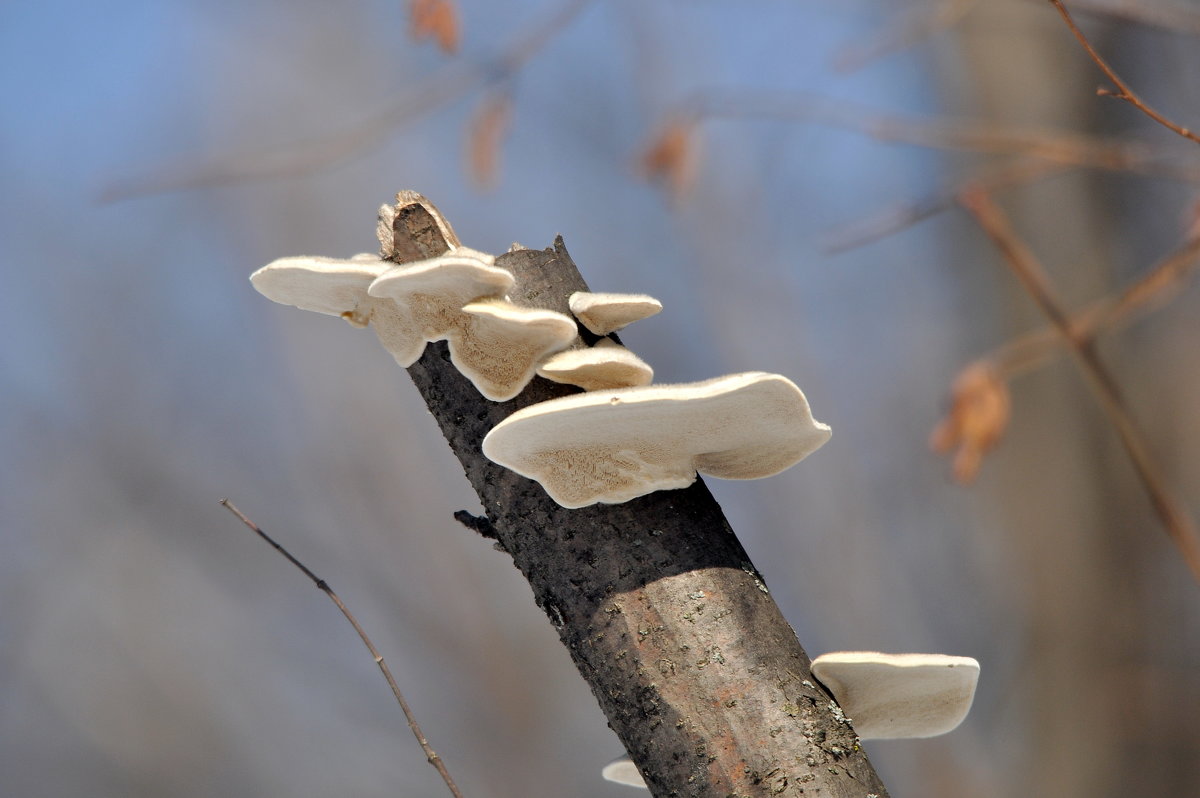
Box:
[249,254,429,367]
[535,338,654,391]
[365,248,577,400]
[454,299,578,400]
[568,291,663,336]
[366,247,513,330]
[601,756,647,789]
[253,246,579,400]
[810,651,980,740]
[604,651,980,789]
[481,371,830,508]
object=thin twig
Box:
[219,499,467,798]
[834,0,977,73]
[1032,0,1200,37]
[678,91,1200,177]
[990,232,1200,377]
[824,157,1071,253]
[957,189,1200,583]
[1048,0,1200,145]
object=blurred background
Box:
[3,1,1199,796]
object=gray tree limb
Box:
[390,193,890,798]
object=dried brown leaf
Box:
[410,0,459,55]
[640,119,699,200]
[930,361,1011,483]
[467,94,513,189]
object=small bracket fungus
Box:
[535,338,654,391]
[249,255,429,367]
[368,248,565,399]
[601,756,647,789]
[368,249,578,400]
[810,652,980,740]
[481,372,831,508]
[568,291,663,336]
[367,247,513,324]
[454,299,578,400]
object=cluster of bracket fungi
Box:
[251,191,981,790]
[251,192,836,509]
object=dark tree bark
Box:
[390,192,890,798]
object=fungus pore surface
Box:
[454,300,578,401]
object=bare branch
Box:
[824,157,1071,253]
[219,499,467,798]
[834,0,977,73]
[666,91,1200,251]
[1042,0,1200,36]
[894,0,1200,71]
[957,189,1200,583]
[1048,0,1200,145]
[679,91,1200,173]
[991,232,1200,378]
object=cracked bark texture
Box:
[390,194,889,798]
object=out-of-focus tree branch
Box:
[834,0,977,73]
[1051,0,1200,36]
[824,157,1071,253]
[837,0,1200,76]
[662,91,1200,174]
[958,187,1200,582]
[101,0,594,201]
[990,232,1200,378]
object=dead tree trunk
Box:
[391,194,890,797]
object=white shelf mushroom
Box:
[536,338,654,391]
[810,652,980,740]
[366,249,577,400]
[603,651,980,790]
[249,255,429,367]
[601,756,647,789]
[481,371,830,508]
[366,247,514,338]
[568,291,663,336]
[455,300,579,401]
[253,248,578,400]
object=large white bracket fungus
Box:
[535,338,654,391]
[810,652,980,740]
[604,650,981,790]
[568,291,662,336]
[481,371,831,508]
[249,255,429,367]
